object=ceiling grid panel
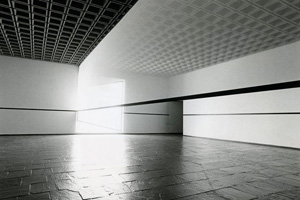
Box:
[76,0,137,65]
[50,0,71,62]
[98,0,300,76]
[58,0,91,63]
[0,0,300,75]
[0,21,13,55]
[29,0,34,58]
[42,0,51,61]
[8,0,24,57]
[0,0,138,65]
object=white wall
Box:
[184,88,300,148]
[0,56,78,134]
[0,110,76,134]
[169,41,300,148]
[77,68,170,133]
[78,64,169,133]
[78,68,169,106]
[169,41,300,97]
[78,38,170,133]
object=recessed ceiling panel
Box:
[0,0,138,65]
[91,0,300,76]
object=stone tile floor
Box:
[1,135,300,199]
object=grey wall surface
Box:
[0,56,78,134]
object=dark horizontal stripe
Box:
[79,80,300,111]
[2,80,300,112]
[0,133,183,136]
[124,112,169,116]
[184,112,300,116]
[0,107,76,112]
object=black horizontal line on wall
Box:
[0,133,183,136]
[1,80,300,112]
[80,80,300,111]
[184,112,300,116]
[0,107,76,112]
[124,112,169,116]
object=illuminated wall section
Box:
[77,49,171,133]
[77,80,125,133]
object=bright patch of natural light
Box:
[76,81,125,133]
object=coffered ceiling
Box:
[1,0,300,76]
[0,0,137,65]
[91,0,300,76]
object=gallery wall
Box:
[123,102,183,134]
[0,56,78,134]
[77,56,181,133]
[78,42,172,133]
[2,30,298,139]
[169,41,300,148]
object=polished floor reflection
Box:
[1,135,300,199]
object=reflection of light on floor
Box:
[72,135,128,168]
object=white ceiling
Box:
[93,0,300,76]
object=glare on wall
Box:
[76,81,125,133]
